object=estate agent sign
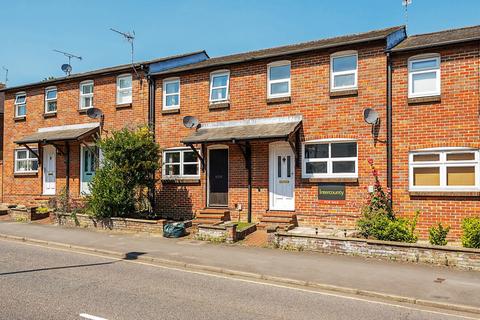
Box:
[318,183,345,201]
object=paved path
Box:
[0,221,479,310]
[0,240,475,320]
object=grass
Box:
[236,222,254,232]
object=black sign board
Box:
[318,183,345,201]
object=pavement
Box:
[0,221,479,314]
[0,239,475,320]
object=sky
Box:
[0,0,479,86]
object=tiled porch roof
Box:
[15,123,100,144]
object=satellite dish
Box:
[183,116,200,129]
[61,64,72,75]
[86,107,103,119]
[363,108,379,125]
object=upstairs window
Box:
[15,149,38,173]
[408,54,440,98]
[302,140,358,178]
[162,148,199,179]
[267,61,290,98]
[14,92,26,117]
[45,87,57,113]
[330,51,358,91]
[163,78,180,110]
[409,149,479,191]
[117,74,132,104]
[79,80,94,109]
[210,71,230,102]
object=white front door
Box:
[269,142,295,211]
[80,145,97,194]
[43,145,56,195]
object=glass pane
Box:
[413,167,440,186]
[165,152,180,163]
[212,74,228,87]
[333,161,355,173]
[165,81,179,94]
[183,151,197,163]
[270,82,289,95]
[306,162,327,174]
[333,55,357,72]
[119,76,132,89]
[411,59,438,70]
[211,88,227,100]
[269,64,290,81]
[412,72,437,94]
[31,160,38,171]
[17,105,26,116]
[84,150,89,172]
[82,84,93,94]
[183,164,198,175]
[333,73,355,88]
[413,154,439,162]
[17,160,26,171]
[82,97,93,108]
[287,156,291,178]
[47,101,57,112]
[17,150,27,159]
[15,95,26,103]
[331,142,357,158]
[166,94,179,106]
[447,167,475,186]
[165,164,180,176]
[447,153,475,161]
[278,156,282,178]
[46,90,57,100]
[118,90,132,104]
[305,144,328,159]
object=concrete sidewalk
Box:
[0,221,479,311]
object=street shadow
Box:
[0,260,118,276]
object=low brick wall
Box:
[273,232,480,271]
[55,213,166,234]
[9,207,49,221]
[196,223,257,243]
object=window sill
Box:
[266,96,291,104]
[116,103,132,109]
[409,191,480,197]
[209,101,230,110]
[14,172,38,177]
[303,177,358,183]
[162,108,180,115]
[14,116,26,122]
[43,112,57,118]
[408,95,441,105]
[329,89,358,98]
[162,178,200,184]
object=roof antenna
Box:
[1,66,8,86]
[53,49,82,76]
[402,0,412,32]
[110,28,139,79]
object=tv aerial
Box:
[53,49,82,76]
[110,28,139,78]
[183,116,201,130]
[402,0,412,31]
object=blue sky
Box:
[1,0,479,86]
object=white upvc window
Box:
[409,148,480,192]
[330,51,358,91]
[210,70,230,102]
[408,54,441,98]
[116,74,132,104]
[79,80,94,109]
[267,61,291,98]
[302,140,358,178]
[162,148,200,179]
[14,92,27,117]
[14,148,39,173]
[45,86,57,113]
[163,78,180,110]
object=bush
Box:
[461,217,480,248]
[429,223,450,246]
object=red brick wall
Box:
[2,72,149,205]
[391,42,480,239]
[154,42,389,227]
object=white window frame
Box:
[209,70,230,103]
[14,92,27,117]
[45,86,57,114]
[79,80,94,110]
[116,74,133,105]
[408,54,441,98]
[14,148,39,173]
[162,148,200,179]
[302,139,358,179]
[330,51,358,91]
[409,148,480,192]
[267,60,291,98]
[162,77,180,110]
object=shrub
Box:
[461,217,480,248]
[429,223,450,246]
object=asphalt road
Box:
[0,239,476,320]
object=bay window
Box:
[408,54,440,98]
[163,148,199,179]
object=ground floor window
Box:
[15,148,38,173]
[409,148,480,191]
[302,140,357,178]
[163,148,200,179]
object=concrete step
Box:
[193,219,224,225]
[260,216,294,224]
[195,214,227,220]
[263,211,296,218]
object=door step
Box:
[194,208,230,225]
[258,211,297,231]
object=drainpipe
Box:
[65,142,70,205]
[246,142,252,223]
[386,52,393,200]
[147,75,156,210]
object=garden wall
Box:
[272,232,480,271]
